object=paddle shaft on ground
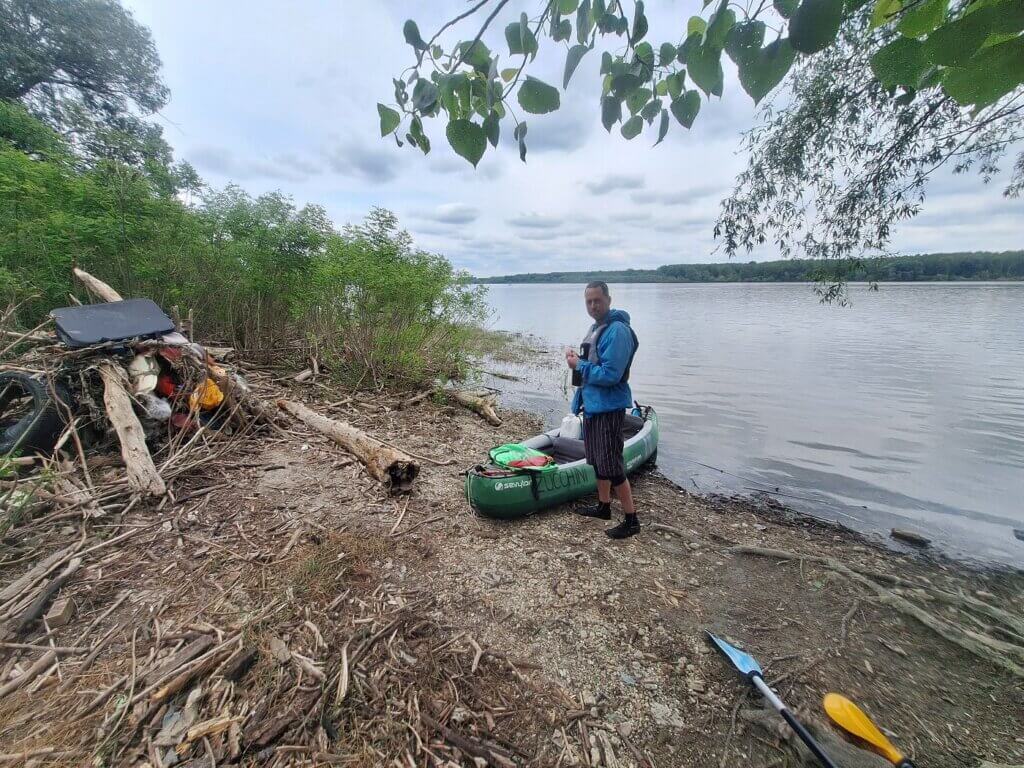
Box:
[750,674,841,768]
[706,633,840,768]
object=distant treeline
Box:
[476,251,1024,284]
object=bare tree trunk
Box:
[73,268,123,303]
[277,399,419,492]
[99,362,165,497]
[446,389,501,426]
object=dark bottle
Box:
[571,342,590,387]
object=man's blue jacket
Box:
[570,309,636,417]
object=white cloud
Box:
[415,203,480,225]
[585,173,645,195]
[507,213,564,229]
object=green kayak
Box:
[465,407,659,519]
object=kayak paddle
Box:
[706,632,840,768]
[824,693,915,767]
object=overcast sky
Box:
[125,0,1020,277]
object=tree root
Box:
[729,546,1024,679]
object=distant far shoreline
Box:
[473,251,1024,284]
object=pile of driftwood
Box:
[0,462,575,766]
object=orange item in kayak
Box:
[189,378,224,411]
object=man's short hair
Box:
[585,280,610,296]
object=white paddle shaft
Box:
[752,674,785,714]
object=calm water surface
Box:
[484,282,1024,566]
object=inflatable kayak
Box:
[465,407,659,519]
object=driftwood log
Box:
[277,399,419,492]
[73,267,123,302]
[98,361,166,497]
[446,389,501,426]
[731,545,1024,678]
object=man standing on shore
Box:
[566,281,640,539]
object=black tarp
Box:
[50,299,176,348]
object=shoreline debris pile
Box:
[0,269,583,765]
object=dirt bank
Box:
[1,376,1022,767]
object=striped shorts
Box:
[583,409,626,486]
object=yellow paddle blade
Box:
[823,693,904,765]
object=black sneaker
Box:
[576,502,612,520]
[606,518,640,539]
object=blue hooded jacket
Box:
[571,309,636,417]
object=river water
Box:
[483,282,1024,566]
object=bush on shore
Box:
[0,101,485,390]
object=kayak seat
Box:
[549,436,586,464]
[623,414,644,438]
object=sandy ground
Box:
[2,380,1022,767]
[247,390,1024,767]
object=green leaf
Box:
[559,0,579,12]
[790,0,845,53]
[871,37,930,88]
[564,44,590,88]
[687,16,708,36]
[656,79,670,95]
[654,108,670,145]
[412,79,439,112]
[377,104,400,136]
[517,76,561,113]
[514,121,528,162]
[660,42,678,65]
[621,115,643,139]
[457,40,492,71]
[446,119,486,166]
[438,72,469,116]
[640,97,662,122]
[670,90,701,128]
[500,68,519,83]
[505,19,539,58]
[687,44,724,96]
[678,33,702,64]
[898,0,948,36]
[553,18,573,41]
[635,42,656,80]
[482,110,500,147]
[410,116,431,154]
[706,3,737,50]
[923,2,1024,66]
[667,71,686,99]
[870,0,902,28]
[737,37,796,103]
[774,0,799,18]
[725,20,766,66]
[403,20,428,51]
[611,73,642,97]
[577,0,595,43]
[631,0,649,43]
[601,95,622,131]
[941,36,1024,107]
[627,87,653,114]
[600,51,614,74]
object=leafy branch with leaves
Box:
[381,0,1022,168]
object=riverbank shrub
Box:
[0,103,484,389]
